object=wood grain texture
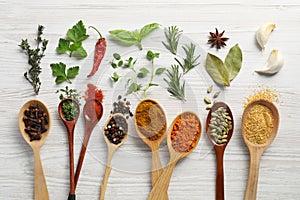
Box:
[1,0,300,200]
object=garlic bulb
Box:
[255,23,276,51]
[255,49,284,75]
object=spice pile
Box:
[244,87,279,107]
[111,95,133,119]
[171,113,201,152]
[104,115,128,145]
[23,104,49,141]
[243,104,274,144]
[208,106,232,144]
[135,100,166,141]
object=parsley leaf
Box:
[50,62,79,84]
[56,20,89,58]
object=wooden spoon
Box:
[134,99,167,187]
[100,113,128,200]
[58,98,80,200]
[18,100,51,200]
[206,102,234,200]
[242,100,279,200]
[147,111,202,200]
[74,99,103,189]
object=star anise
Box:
[208,28,229,49]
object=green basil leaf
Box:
[139,23,160,38]
[155,67,166,75]
[205,53,230,86]
[109,29,138,44]
[225,44,242,81]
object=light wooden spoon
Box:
[100,113,128,200]
[134,99,167,188]
[19,100,51,200]
[148,111,202,200]
[242,100,279,200]
[206,102,234,200]
[58,98,80,200]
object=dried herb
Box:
[208,28,229,49]
[19,25,48,95]
[175,43,200,74]
[164,65,185,101]
[56,20,89,57]
[57,86,81,103]
[162,26,182,55]
[205,44,242,86]
[109,23,159,50]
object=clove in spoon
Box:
[134,99,167,188]
[19,100,50,200]
[58,98,80,200]
[100,113,128,200]
[206,102,234,200]
[242,100,279,200]
[74,99,103,189]
[148,111,202,200]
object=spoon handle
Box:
[74,129,92,189]
[100,146,116,200]
[148,160,176,200]
[151,150,164,186]
[244,149,263,200]
[33,149,49,200]
[215,148,225,200]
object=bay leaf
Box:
[205,53,230,86]
[224,44,242,81]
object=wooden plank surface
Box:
[1,0,300,199]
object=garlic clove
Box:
[255,49,284,75]
[255,23,276,51]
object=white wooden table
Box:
[1,0,299,199]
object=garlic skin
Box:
[255,49,284,75]
[255,23,276,51]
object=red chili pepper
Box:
[87,26,107,78]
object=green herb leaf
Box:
[146,50,160,60]
[205,53,230,86]
[113,53,121,60]
[162,26,182,55]
[224,44,242,81]
[109,23,159,50]
[155,67,166,75]
[111,62,117,68]
[111,72,120,82]
[164,65,185,100]
[56,38,70,53]
[139,23,160,38]
[56,20,89,57]
[67,66,79,78]
[50,62,79,84]
[176,43,200,74]
[67,20,89,42]
[137,67,150,78]
[127,83,141,94]
[118,60,123,67]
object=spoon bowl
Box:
[148,111,202,200]
[58,98,80,200]
[100,113,128,200]
[242,99,279,200]
[206,102,234,200]
[18,99,51,200]
[134,99,167,188]
[74,99,103,189]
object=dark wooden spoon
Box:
[58,98,80,200]
[74,99,103,189]
[206,102,234,200]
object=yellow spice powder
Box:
[244,87,279,108]
[243,104,274,144]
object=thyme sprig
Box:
[19,25,48,95]
[164,65,185,101]
[175,43,200,74]
[162,26,182,55]
[56,86,81,104]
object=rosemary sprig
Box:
[164,65,185,101]
[175,43,200,74]
[162,26,182,55]
[19,25,48,95]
